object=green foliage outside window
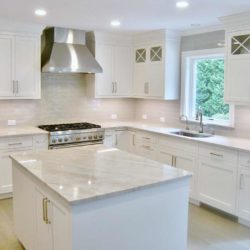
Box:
[195,58,229,120]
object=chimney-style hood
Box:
[41,27,102,73]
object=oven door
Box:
[49,140,103,150]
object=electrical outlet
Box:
[8,120,16,126]
[142,114,147,120]
[160,117,165,123]
[111,114,118,120]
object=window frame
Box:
[181,48,235,128]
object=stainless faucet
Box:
[196,109,204,133]
[179,115,189,130]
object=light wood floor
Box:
[0,199,249,250]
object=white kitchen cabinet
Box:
[134,131,157,161]
[198,144,238,214]
[13,165,70,250]
[0,34,14,97]
[0,33,41,99]
[35,189,69,250]
[133,30,180,100]
[86,32,133,98]
[237,151,250,221]
[224,30,250,104]
[157,136,198,200]
[0,134,48,196]
[238,169,250,221]
[103,129,133,153]
[95,44,132,97]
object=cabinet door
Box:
[0,34,14,97]
[95,44,114,96]
[15,36,40,98]
[0,154,13,194]
[238,170,250,221]
[198,158,237,214]
[52,203,70,250]
[35,189,53,250]
[114,46,132,96]
[157,150,174,166]
[148,45,164,98]
[133,47,148,96]
[114,130,129,151]
[103,130,115,147]
[175,155,196,199]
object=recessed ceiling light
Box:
[176,1,189,8]
[111,20,121,27]
[191,23,201,27]
[34,9,47,16]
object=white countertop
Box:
[0,126,48,138]
[1,121,250,152]
[10,145,191,205]
[100,121,250,152]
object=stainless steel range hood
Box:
[41,27,102,73]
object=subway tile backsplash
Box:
[0,73,135,126]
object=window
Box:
[181,48,234,127]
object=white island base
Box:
[11,147,191,250]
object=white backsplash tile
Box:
[0,73,135,126]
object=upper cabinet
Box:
[133,30,181,100]
[86,32,133,98]
[0,33,41,99]
[221,12,250,104]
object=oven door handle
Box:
[49,141,103,149]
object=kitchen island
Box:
[10,145,191,250]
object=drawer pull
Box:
[8,142,22,146]
[240,174,244,190]
[210,152,223,158]
[142,137,151,140]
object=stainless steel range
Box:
[38,122,104,149]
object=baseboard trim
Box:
[189,198,200,206]
[0,192,12,200]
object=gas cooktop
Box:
[38,122,101,132]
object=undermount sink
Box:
[171,130,213,138]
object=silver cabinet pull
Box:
[12,80,15,94]
[240,174,244,190]
[8,142,22,146]
[115,134,118,145]
[114,82,117,93]
[112,82,115,93]
[132,134,135,146]
[144,82,149,94]
[16,80,19,94]
[210,152,223,158]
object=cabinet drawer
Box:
[135,132,157,145]
[239,151,250,169]
[198,144,238,165]
[158,136,197,154]
[0,136,33,150]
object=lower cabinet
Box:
[0,134,48,196]
[198,144,238,214]
[238,169,250,221]
[156,137,198,200]
[13,164,71,250]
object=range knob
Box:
[94,135,97,139]
[64,138,69,142]
[52,139,57,144]
[88,136,93,140]
[99,135,103,139]
[58,138,63,143]
[82,137,87,140]
[76,137,81,141]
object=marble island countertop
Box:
[10,145,191,205]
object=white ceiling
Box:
[1,0,250,32]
